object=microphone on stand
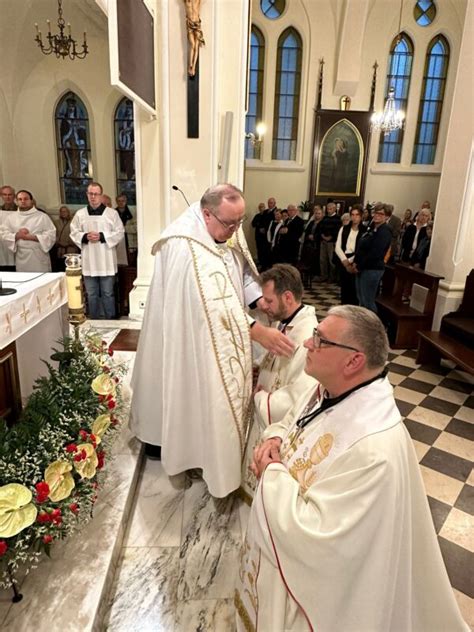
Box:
[172,185,190,207]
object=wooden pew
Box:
[376,263,444,348]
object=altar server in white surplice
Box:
[241,264,317,499]
[130,184,295,498]
[236,306,468,632]
[0,190,55,272]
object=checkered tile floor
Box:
[304,282,474,624]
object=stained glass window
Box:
[55,91,92,204]
[114,97,136,204]
[414,0,436,26]
[260,0,285,20]
[413,35,449,164]
[245,26,265,160]
[378,34,414,163]
[272,28,302,161]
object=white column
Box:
[426,0,474,328]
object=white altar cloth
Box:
[0,272,68,397]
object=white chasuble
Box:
[241,305,317,500]
[0,211,15,266]
[236,377,469,632]
[130,202,260,498]
[1,208,55,272]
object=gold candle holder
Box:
[64,254,86,341]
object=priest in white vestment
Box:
[236,305,468,632]
[241,264,317,499]
[130,184,295,498]
[0,190,55,272]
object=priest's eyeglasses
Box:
[208,210,247,230]
[312,328,360,352]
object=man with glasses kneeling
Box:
[236,305,467,632]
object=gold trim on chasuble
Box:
[188,239,252,456]
[235,534,260,632]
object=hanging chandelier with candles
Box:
[371,0,405,135]
[371,87,405,136]
[34,0,88,61]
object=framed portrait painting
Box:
[309,109,373,205]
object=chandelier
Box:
[371,0,405,135]
[371,87,405,136]
[34,0,88,61]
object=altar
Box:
[0,272,68,418]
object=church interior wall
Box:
[243,0,467,245]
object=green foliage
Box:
[0,333,127,589]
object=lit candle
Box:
[35,23,39,33]
[47,19,51,33]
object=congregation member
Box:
[319,201,341,282]
[236,305,469,632]
[0,185,17,269]
[53,205,79,271]
[115,193,134,226]
[0,185,17,211]
[130,184,294,498]
[385,203,401,263]
[251,201,270,270]
[340,211,351,226]
[353,202,391,313]
[0,189,55,272]
[70,182,124,319]
[113,194,131,266]
[242,264,317,496]
[275,204,304,265]
[271,208,288,264]
[412,220,433,269]
[400,207,431,263]
[299,204,323,282]
[335,204,366,305]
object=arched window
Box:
[413,35,450,165]
[245,26,265,160]
[272,27,302,161]
[55,91,92,204]
[114,97,136,204]
[378,33,414,163]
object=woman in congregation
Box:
[53,205,79,271]
[335,204,366,304]
[299,204,323,283]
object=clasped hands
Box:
[250,437,282,479]
[87,231,101,242]
[15,228,33,241]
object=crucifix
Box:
[184,0,205,138]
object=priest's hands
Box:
[15,228,30,241]
[250,321,294,357]
[251,437,282,479]
[87,231,101,242]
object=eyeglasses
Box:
[312,328,360,352]
[207,209,246,230]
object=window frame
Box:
[245,25,265,160]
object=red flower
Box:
[0,541,7,556]
[97,451,105,470]
[79,429,88,440]
[51,508,62,525]
[43,535,53,544]
[35,481,50,503]
[108,348,114,356]
[114,377,119,384]
[107,400,116,410]
[37,512,51,524]
[102,365,110,373]
[98,395,105,402]
[66,443,78,453]
[74,449,87,462]
[69,503,79,514]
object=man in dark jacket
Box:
[277,204,304,265]
[353,202,391,313]
[319,202,341,282]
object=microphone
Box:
[172,185,190,207]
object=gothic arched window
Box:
[413,35,450,165]
[272,27,302,161]
[55,91,92,204]
[246,26,265,160]
[378,33,414,163]
[114,97,136,204]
